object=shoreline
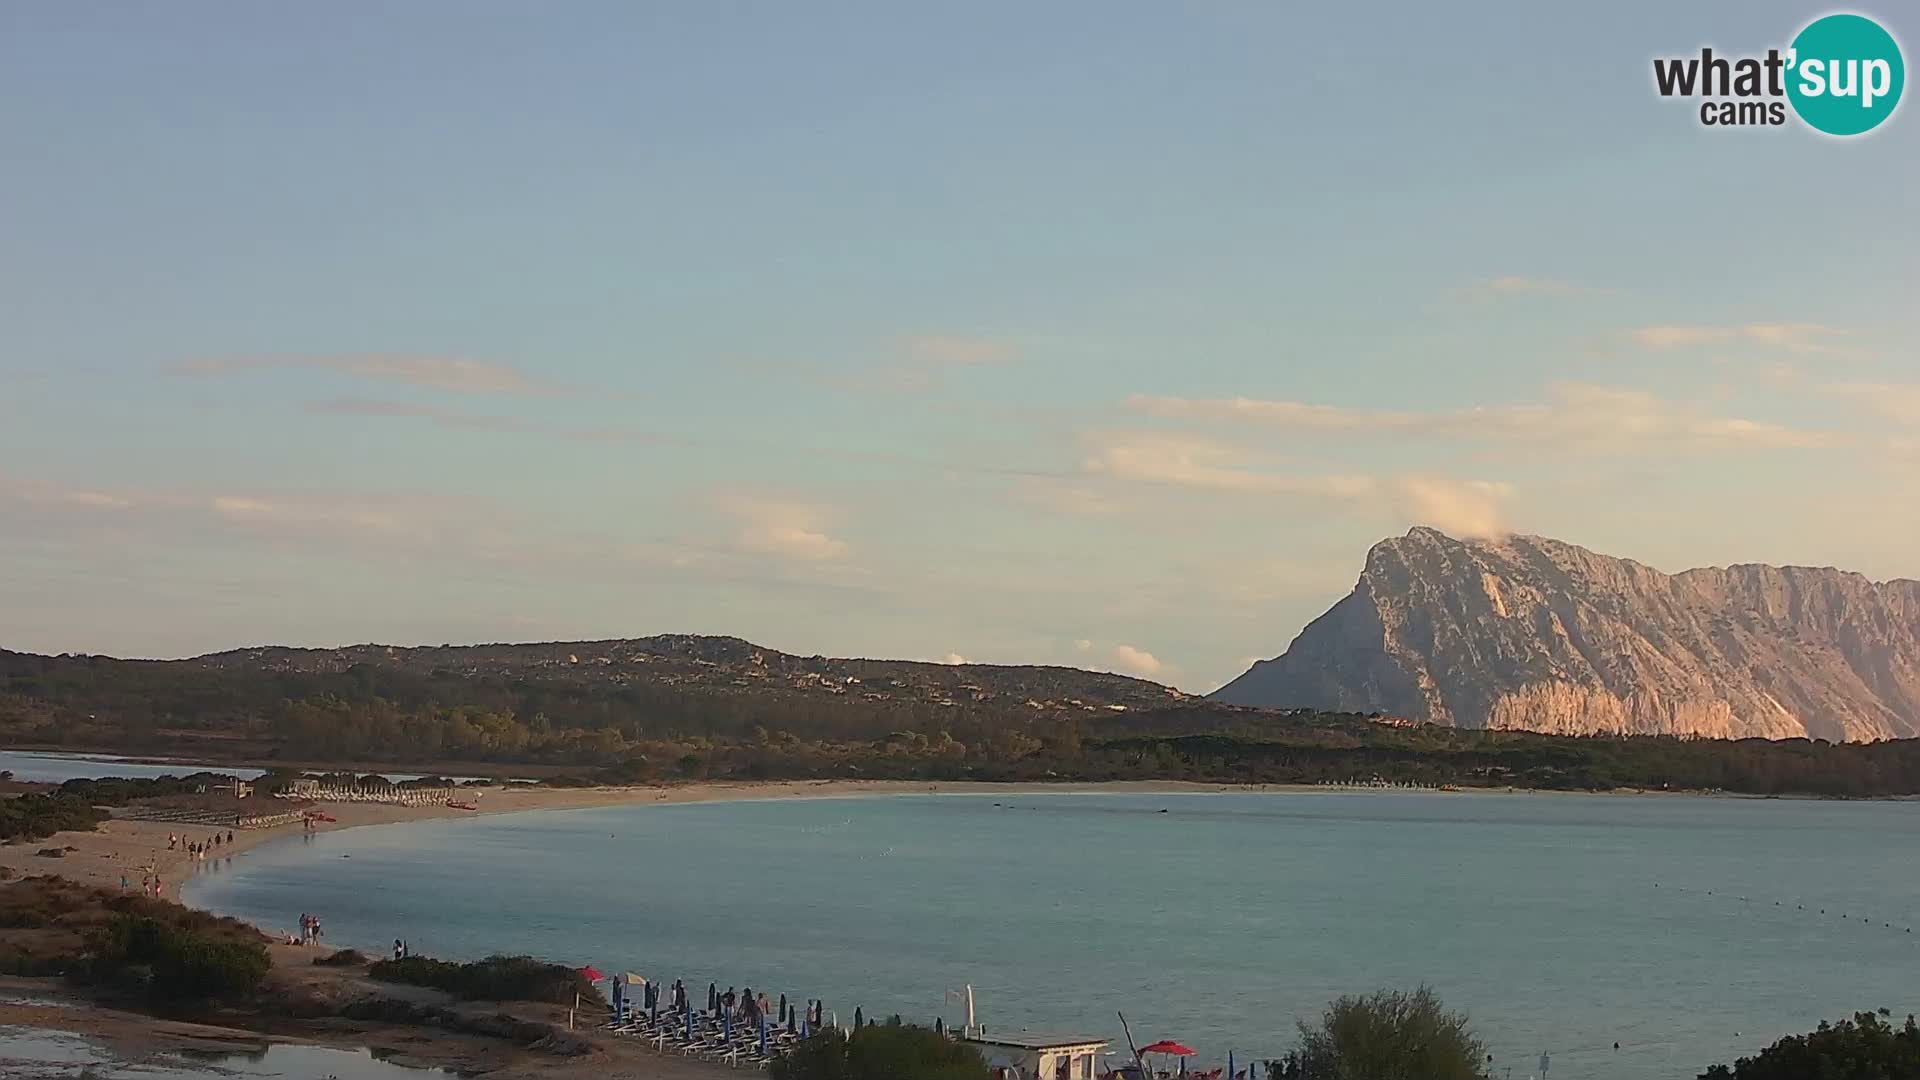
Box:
[8,773,1884,908]
[0,778,1246,908]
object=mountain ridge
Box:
[1213,528,1920,741]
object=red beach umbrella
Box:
[1138,1042,1197,1057]
[580,965,606,981]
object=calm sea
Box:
[183,791,1920,1080]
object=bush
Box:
[1700,1010,1920,1079]
[774,1023,990,1080]
[1271,987,1488,1080]
[314,948,369,967]
[369,953,603,1006]
[87,915,272,1000]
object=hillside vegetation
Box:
[5,638,1920,798]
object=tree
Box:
[1270,987,1488,1080]
[773,1023,990,1080]
[1700,1010,1920,1079]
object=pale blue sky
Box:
[2,2,1915,690]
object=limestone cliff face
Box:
[1213,528,1920,741]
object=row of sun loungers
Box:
[602,1007,805,1069]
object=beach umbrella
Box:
[855,1007,864,1030]
[789,1010,797,1035]
[709,982,718,1012]
[760,1015,769,1057]
[780,992,788,1024]
[581,965,605,982]
[1138,1042,1197,1057]
[1229,1051,1234,1080]
[685,999,694,1041]
[725,1006,734,1043]
[652,995,660,1024]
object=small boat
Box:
[447,800,480,811]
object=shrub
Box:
[315,948,369,967]
[1271,987,1488,1080]
[1700,1010,1920,1079]
[774,1023,990,1080]
[369,953,603,1006]
[87,915,271,1000]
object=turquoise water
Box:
[0,749,265,783]
[0,748,490,784]
[184,791,1920,1080]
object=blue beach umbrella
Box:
[685,999,694,1041]
[1229,1051,1235,1079]
[760,1015,769,1057]
[725,1006,734,1043]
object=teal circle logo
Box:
[1786,13,1905,135]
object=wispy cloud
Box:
[1125,383,1830,452]
[1078,432,1516,535]
[174,354,561,395]
[1824,383,1920,426]
[1627,323,1862,357]
[307,397,532,432]
[714,494,850,562]
[1010,478,1131,517]
[1467,275,1591,298]
[1081,432,1375,497]
[848,334,1020,393]
[908,336,1017,365]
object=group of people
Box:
[120,871,162,896]
[294,911,325,946]
[626,978,828,1032]
[168,829,235,861]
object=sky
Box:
[2,2,1916,692]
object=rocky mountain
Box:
[1213,528,1920,741]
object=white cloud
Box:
[174,354,556,395]
[715,495,850,562]
[1107,644,1164,678]
[1125,383,1828,452]
[1391,476,1513,538]
[941,652,971,665]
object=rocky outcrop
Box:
[1214,528,1920,741]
